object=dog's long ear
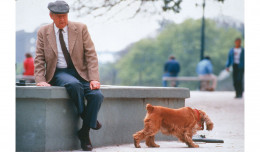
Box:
[146,104,154,113]
[201,119,205,130]
[200,110,214,131]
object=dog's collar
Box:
[194,109,202,128]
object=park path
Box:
[72,91,244,152]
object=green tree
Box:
[99,62,118,85]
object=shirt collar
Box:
[53,23,68,35]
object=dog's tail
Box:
[146,104,154,113]
[200,110,214,131]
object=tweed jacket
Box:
[34,21,100,83]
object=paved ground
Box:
[72,91,244,152]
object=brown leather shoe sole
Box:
[91,120,102,130]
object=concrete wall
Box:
[16,85,190,151]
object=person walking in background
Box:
[34,1,104,151]
[196,56,217,91]
[162,55,180,87]
[226,38,244,98]
[23,53,34,76]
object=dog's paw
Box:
[134,144,141,148]
[134,140,141,148]
[152,144,160,148]
[147,144,160,148]
[195,144,199,148]
[188,144,199,148]
[192,144,199,148]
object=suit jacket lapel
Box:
[68,21,78,54]
[46,23,58,56]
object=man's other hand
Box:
[90,81,100,90]
[36,82,51,86]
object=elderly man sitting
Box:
[34,1,104,151]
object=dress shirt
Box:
[54,24,69,68]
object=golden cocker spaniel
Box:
[133,104,214,148]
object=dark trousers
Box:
[50,68,104,128]
[233,64,244,97]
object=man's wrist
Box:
[90,80,99,82]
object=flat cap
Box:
[48,0,70,14]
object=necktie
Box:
[59,29,74,68]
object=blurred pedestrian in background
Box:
[162,55,180,87]
[23,53,34,76]
[226,38,244,98]
[196,56,217,91]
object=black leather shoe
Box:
[236,95,242,98]
[91,120,102,130]
[78,129,93,151]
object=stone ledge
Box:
[16,85,190,99]
[16,85,190,151]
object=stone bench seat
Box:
[162,76,214,81]
[16,85,190,151]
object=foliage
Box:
[99,62,118,85]
[101,18,242,89]
[72,0,225,18]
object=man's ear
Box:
[49,13,53,20]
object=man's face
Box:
[234,39,241,48]
[50,13,68,29]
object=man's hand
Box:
[90,81,100,90]
[226,67,230,72]
[36,82,51,87]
